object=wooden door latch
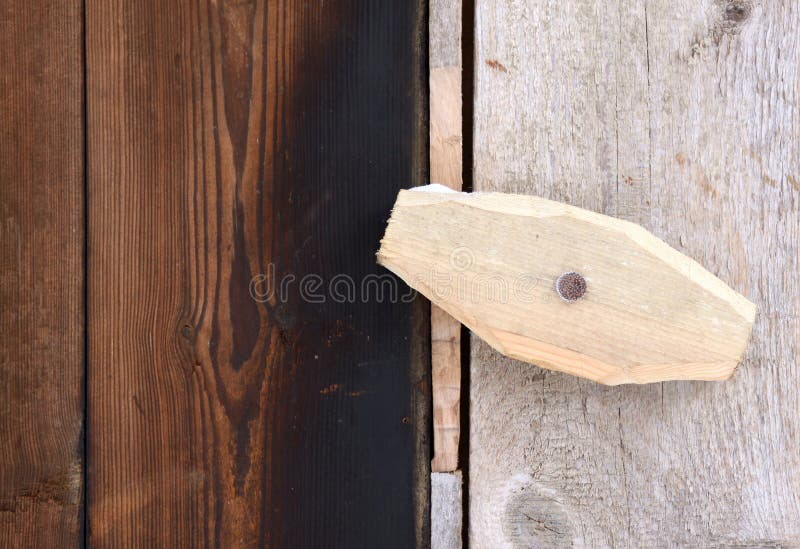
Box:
[378,185,756,385]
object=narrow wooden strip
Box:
[0,0,84,545]
[430,0,464,475]
[431,305,461,471]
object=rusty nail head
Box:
[556,272,586,302]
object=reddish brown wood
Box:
[87,1,428,547]
[0,1,85,546]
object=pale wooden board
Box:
[470,0,800,547]
[379,189,755,385]
[430,0,463,474]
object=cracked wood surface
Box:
[469,0,800,546]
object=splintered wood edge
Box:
[377,190,757,385]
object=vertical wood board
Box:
[87,1,428,547]
[430,0,464,475]
[470,1,800,547]
[0,1,85,546]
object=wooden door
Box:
[2,2,430,547]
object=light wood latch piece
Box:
[378,188,756,386]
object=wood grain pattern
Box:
[431,471,462,549]
[379,189,755,385]
[470,0,800,546]
[87,1,428,547]
[430,0,463,474]
[0,1,85,546]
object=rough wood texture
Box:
[430,0,463,474]
[87,1,428,547]
[431,472,463,549]
[379,189,755,385]
[431,303,462,471]
[471,0,800,546]
[0,1,84,546]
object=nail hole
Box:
[555,272,586,302]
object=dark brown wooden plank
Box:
[87,1,428,547]
[0,1,85,546]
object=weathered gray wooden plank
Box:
[430,0,462,70]
[470,1,800,547]
[432,472,463,549]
